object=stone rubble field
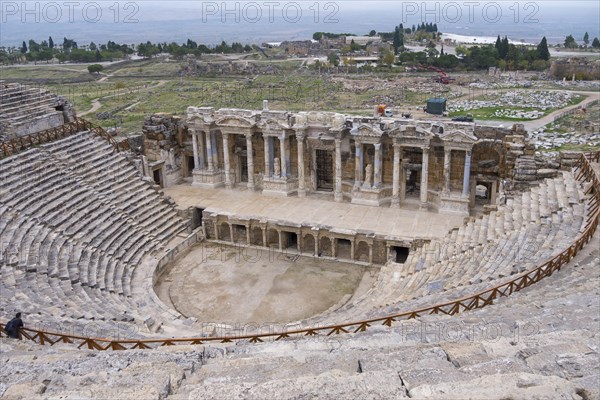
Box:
[468,78,600,91]
[448,90,579,119]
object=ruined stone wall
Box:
[550,58,600,80]
[181,59,279,77]
[473,125,514,141]
[142,114,185,187]
[559,151,582,170]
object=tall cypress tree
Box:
[500,36,509,59]
[537,36,550,61]
[393,26,402,54]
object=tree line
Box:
[0,37,256,65]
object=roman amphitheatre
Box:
[0,67,599,399]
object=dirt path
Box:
[78,99,102,117]
[521,91,599,131]
[76,80,167,117]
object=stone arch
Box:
[319,236,332,257]
[336,238,352,260]
[250,226,263,246]
[471,142,504,177]
[219,222,231,242]
[267,228,279,249]
[372,241,387,265]
[355,241,370,262]
[302,233,316,255]
[215,116,256,129]
[281,231,298,251]
[232,224,247,244]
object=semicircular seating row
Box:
[300,170,587,328]
[0,131,188,335]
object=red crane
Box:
[417,64,455,84]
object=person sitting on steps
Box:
[5,312,24,339]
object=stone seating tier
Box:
[0,131,188,333]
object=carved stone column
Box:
[334,138,343,202]
[374,143,382,188]
[192,131,200,171]
[490,180,498,204]
[391,143,401,208]
[279,135,287,179]
[443,147,451,195]
[241,225,249,246]
[463,150,472,197]
[354,140,363,187]
[297,134,306,197]
[264,135,271,178]
[211,131,219,170]
[400,160,407,202]
[246,133,255,190]
[277,230,283,252]
[223,133,232,189]
[197,131,205,170]
[420,146,429,211]
[205,131,214,171]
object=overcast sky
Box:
[1,1,598,46]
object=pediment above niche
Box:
[215,116,256,128]
[389,125,433,139]
[441,129,477,144]
[258,118,290,132]
[187,113,214,127]
[353,123,383,137]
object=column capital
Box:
[422,146,430,153]
[374,142,381,150]
[245,132,253,140]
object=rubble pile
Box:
[531,128,600,150]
